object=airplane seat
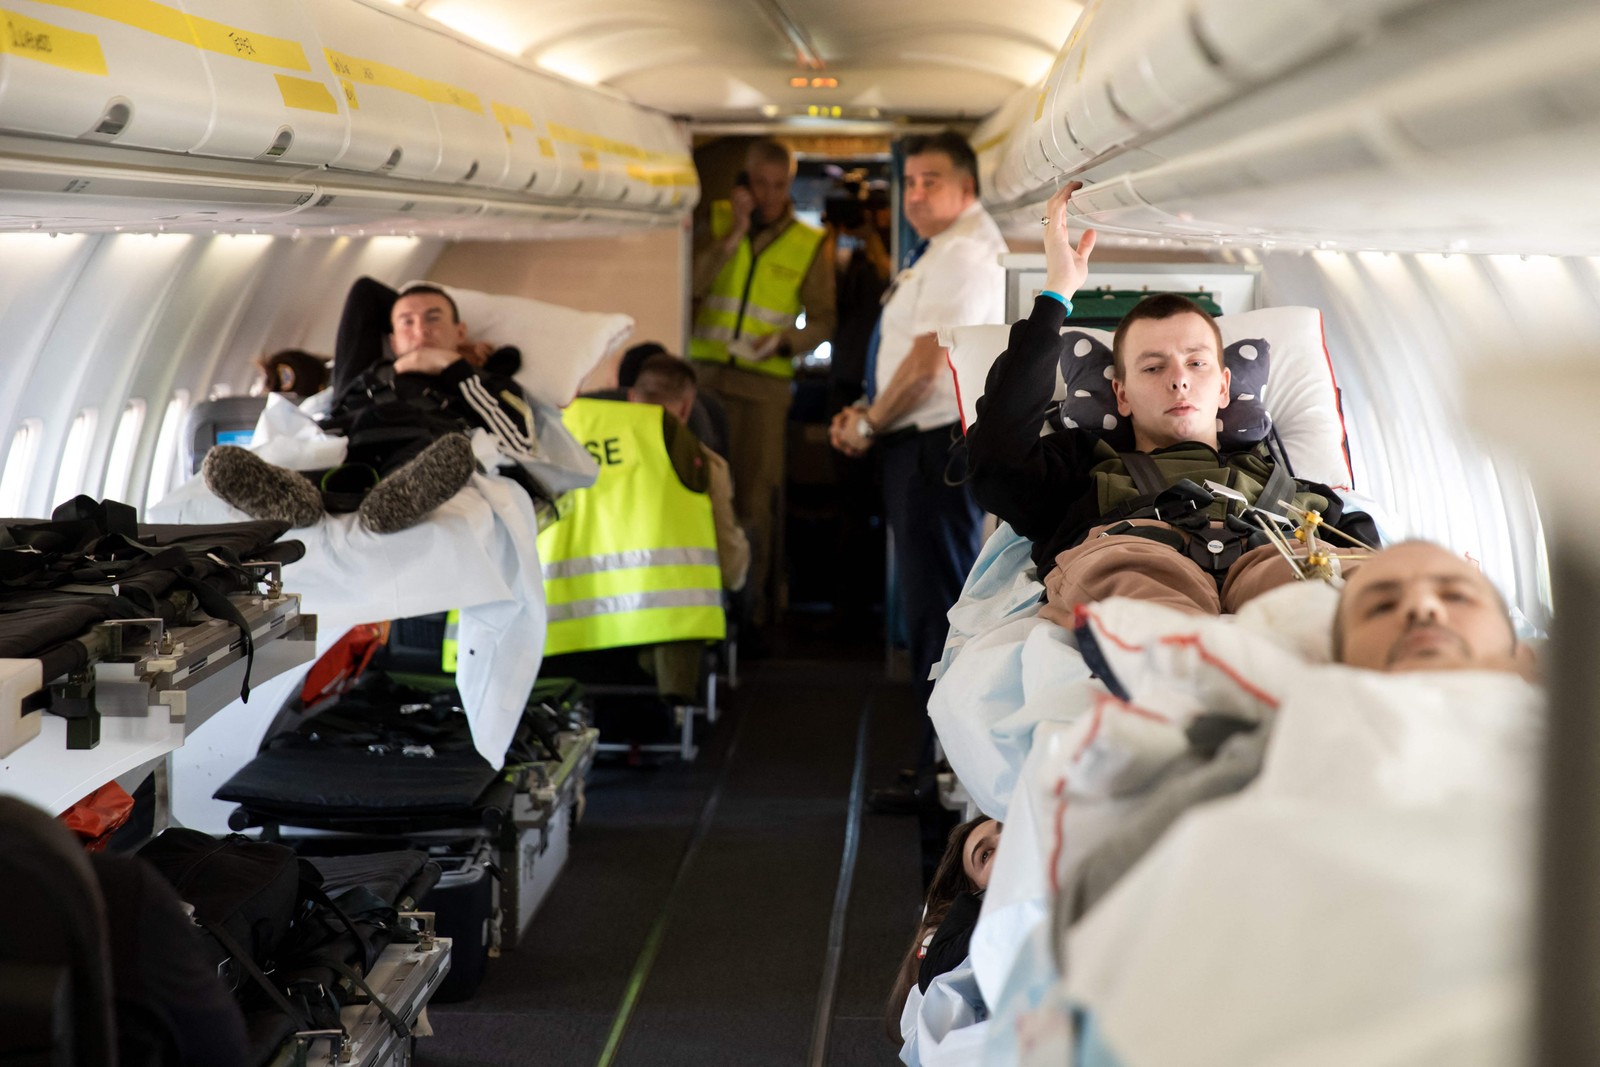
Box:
[184,395,270,476]
[0,796,116,1067]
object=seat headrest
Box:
[942,305,1353,490]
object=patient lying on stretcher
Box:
[965,183,1379,624]
[204,280,539,534]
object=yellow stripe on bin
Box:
[340,78,359,110]
[275,73,338,114]
[33,0,309,70]
[1,8,107,74]
[537,137,555,158]
[494,102,534,144]
[324,48,483,113]
[493,102,533,129]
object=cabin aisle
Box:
[417,636,923,1066]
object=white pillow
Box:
[941,305,1353,490]
[405,280,634,408]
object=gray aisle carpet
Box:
[416,647,926,1067]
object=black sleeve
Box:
[434,361,539,462]
[966,295,1097,545]
[917,891,984,994]
[331,276,399,402]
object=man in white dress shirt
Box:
[829,131,1009,814]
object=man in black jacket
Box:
[205,281,540,533]
[967,183,1379,624]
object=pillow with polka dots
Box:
[1057,329,1271,449]
[940,305,1353,490]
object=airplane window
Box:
[0,419,41,518]
[102,399,147,508]
[52,409,99,509]
[144,390,191,515]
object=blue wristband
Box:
[1038,290,1073,316]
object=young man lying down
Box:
[965,541,1541,1065]
[966,182,1379,625]
[204,281,539,534]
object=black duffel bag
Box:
[137,829,301,994]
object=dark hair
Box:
[630,353,698,406]
[884,815,997,1043]
[745,137,794,175]
[1109,293,1223,380]
[395,284,461,324]
[901,129,980,198]
[617,341,670,389]
[257,349,329,397]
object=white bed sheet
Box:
[149,394,554,768]
[976,596,1542,1067]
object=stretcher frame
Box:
[0,577,318,817]
[270,921,454,1067]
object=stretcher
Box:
[0,540,317,817]
[272,931,455,1067]
[218,669,597,995]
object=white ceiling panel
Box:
[388,0,1083,117]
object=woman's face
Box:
[962,819,1003,890]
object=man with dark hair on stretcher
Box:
[1051,538,1537,940]
[204,280,540,534]
[966,183,1380,623]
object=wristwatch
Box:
[855,414,876,440]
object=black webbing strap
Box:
[173,575,255,701]
[193,913,313,1033]
[1257,454,1296,517]
[1118,451,1167,498]
[320,959,411,1042]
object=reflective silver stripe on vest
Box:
[545,547,720,580]
[694,323,737,342]
[734,302,795,329]
[701,294,744,313]
[547,588,724,622]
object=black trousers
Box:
[879,424,983,767]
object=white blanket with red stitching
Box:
[974,594,1542,1067]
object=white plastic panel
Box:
[431,35,514,187]
[303,1,446,179]
[537,79,609,202]
[0,0,211,151]
[180,0,348,165]
[1105,6,1232,132]
[1193,0,1427,81]
[470,56,546,193]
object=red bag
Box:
[299,621,390,704]
[59,782,135,851]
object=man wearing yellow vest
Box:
[537,355,746,703]
[690,138,836,634]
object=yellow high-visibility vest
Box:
[689,218,824,380]
[537,398,725,655]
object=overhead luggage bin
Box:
[1101,5,1233,137]
[472,59,549,195]
[302,1,449,181]
[0,0,213,153]
[540,82,629,205]
[429,36,517,189]
[180,0,348,166]
[1192,0,1427,82]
